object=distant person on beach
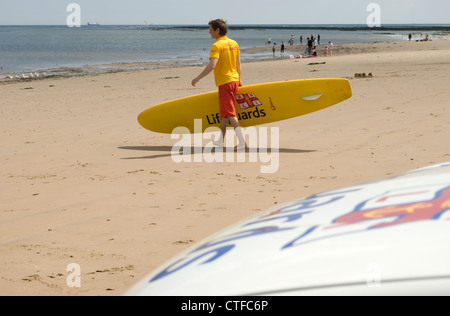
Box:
[191,19,246,150]
[300,35,303,45]
[418,34,431,42]
[306,37,313,55]
[318,34,320,45]
[267,37,271,46]
[280,41,285,57]
[409,34,412,41]
[328,41,333,55]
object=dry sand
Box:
[1,40,449,296]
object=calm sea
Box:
[0,24,448,75]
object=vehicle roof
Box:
[127,162,450,296]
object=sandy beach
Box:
[1,39,450,296]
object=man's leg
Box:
[213,117,229,147]
[229,117,247,150]
[221,117,230,140]
[213,117,246,150]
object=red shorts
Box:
[218,81,239,118]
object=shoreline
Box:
[2,39,449,83]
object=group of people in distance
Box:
[270,34,334,58]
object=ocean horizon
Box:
[1,24,449,76]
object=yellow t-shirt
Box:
[209,36,240,87]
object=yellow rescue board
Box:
[138,78,352,134]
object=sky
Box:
[0,0,449,25]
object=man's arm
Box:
[191,58,218,87]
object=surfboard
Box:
[138,78,352,134]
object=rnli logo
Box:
[206,92,267,125]
[235,93,262,109]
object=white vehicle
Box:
[127,162,450,296]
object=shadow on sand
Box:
[118,146,316,160]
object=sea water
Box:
[0,24,448,75]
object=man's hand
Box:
[191,77,200,87]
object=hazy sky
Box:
[0,0,449,25]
